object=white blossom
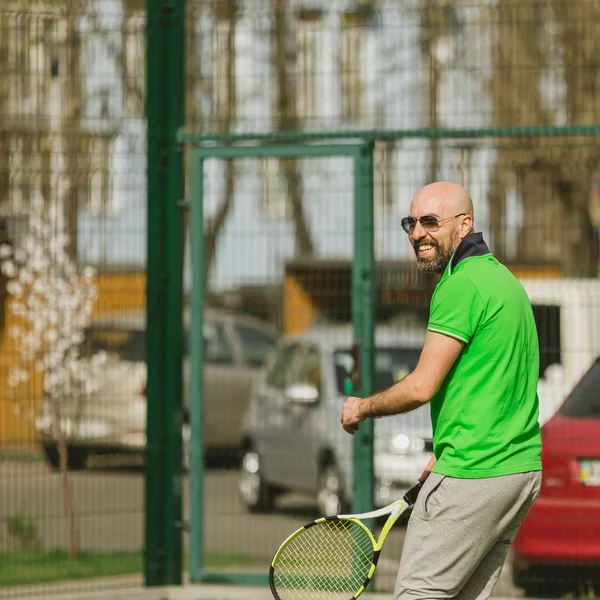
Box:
[6,281,22,296]
[2,262,16,278]
[10,301,25,316]
[1,212,100,408]
[0,243,13,259]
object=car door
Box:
[202,318,248,452]
[228,320,278,440]
[253,342,306,486]
[275,344,323,492]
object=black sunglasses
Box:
[401,213,466,235]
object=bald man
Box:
[342,182,542,600]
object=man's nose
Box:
[411,219,427,240]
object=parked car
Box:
[35,309,278,469]
[238,323,433,515]
[512,357,600,596]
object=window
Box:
[123,3,145,117]
[560,360,600,418]
[340,11,366,120]
[290,345,322,391]
[76,136,113,216]
[204,320,233,364]
[333,347,421,395]
[296,10,322,120]
[82,327,145,362]
[531,304,561,378]
[235,324,277,367]
[260,157,289,218]
[266,343,303,390]
[374,141,394,215]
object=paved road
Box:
[0,459,520,596]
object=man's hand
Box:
[419,455,437,482]
[341,396,366,434]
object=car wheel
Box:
[238,447,274,513]
[42,443,88,471]
[317,461,348,516]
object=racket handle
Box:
[403,481,424,506]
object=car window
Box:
[333,347,421,395]
[266,343,304,390]
[289,345,322,392]
[234,324,277,367]
[204,320,233,364]
[559,360,600,418]
[82,327,145,362]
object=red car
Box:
[512,359,600,596]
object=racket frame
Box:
[269,482,423,600]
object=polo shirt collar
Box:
[445,232,491,277]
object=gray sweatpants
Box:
[393,471,542,600]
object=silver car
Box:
[35,309,278,469]
[238,323,434,515]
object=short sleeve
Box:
[427,276,484,344]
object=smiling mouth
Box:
[416,243,436,256]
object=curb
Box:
[0,581,536,600]
[0,449,43,463]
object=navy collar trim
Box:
[450,232,491,273]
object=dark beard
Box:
[414,230,459,274]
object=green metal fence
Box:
[3,0,600,597]
[169,0,600,596]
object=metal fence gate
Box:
[182,138,377,585]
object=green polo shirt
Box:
[428,235,542,478]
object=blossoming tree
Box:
[0,207,106,557]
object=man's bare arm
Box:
[360,332,464,418]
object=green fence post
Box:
[189,152,205,583]
[144,0,185,586]
[351,142,376,519]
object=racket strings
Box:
[272,519,375,600]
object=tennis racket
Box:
[269,481,423,600]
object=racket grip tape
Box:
[403,481,424,506]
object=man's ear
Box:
[460,216,473,238]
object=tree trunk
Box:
[202,0,237,285]
[272,0,314,257]
[420,1,440,183]
[62,12,82,262]
[58,7,82,558]
[204,158,234,285]
[53,402,80,558]
[488,162,506,262]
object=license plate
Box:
[579,460,600,486]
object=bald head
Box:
[411,181,473,222]
[406,181,474,274]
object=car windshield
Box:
[559,360,600,418]
[81,327,146,362]
[333,347,422,395]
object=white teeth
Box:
[419,244,433,251]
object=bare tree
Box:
[489,0,598,275]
